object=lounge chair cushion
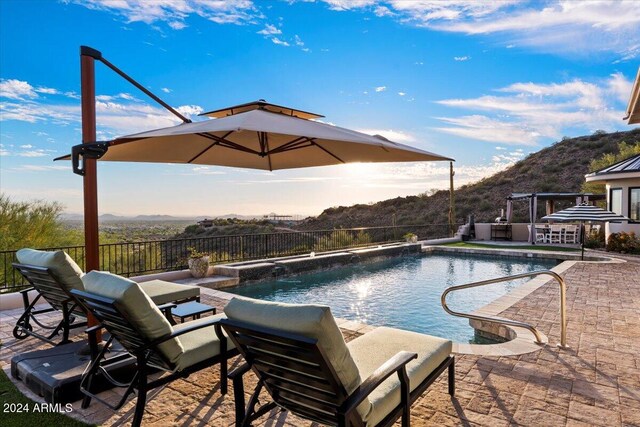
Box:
[224,297,364,410]
[172,314,236,371]
[347,327,452,426]
[83,271,184,365]
[16,248,84,293]
[138,280,200,305]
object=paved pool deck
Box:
[1,259,639,426]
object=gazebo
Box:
[506,192,606,243]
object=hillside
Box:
[298,129,640,229]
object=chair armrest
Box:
[138,317,222,352]
[338,351,417,417]
[228,361,251,380]
[19,287,35,295]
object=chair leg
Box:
[232,374,246,427]
[448,356,455,396]
[132,358,147,427]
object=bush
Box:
[0,193,75,250]
[606,232,640,254]
[583,226,605,249]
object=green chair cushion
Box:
[223,297,366,414]
[82,271,184,365]
[172,314,235,371]
[138,280,200,305]
[347,327,452,426]
[16,248,84,293]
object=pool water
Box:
[225,253,557,343]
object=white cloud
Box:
[0,79,38,100]
[398,92,406,96]
[356,128,416,143]
[453,56,470,61]
[0,78,205,136]
[374,5,393,17]
[176,105,204,117]
[318,1,640,60]
[374,86,386,92]
[294,35,304,47]
[322,0,377,11]
[161,87,172,93]
[271,37,290,46]
[434,74,633,146]
[72,0,260,27]
[19,144,33,148]
[257,24,281,35]
[17,149,49,157]
[13,165,69,172]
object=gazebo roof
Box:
[624,67,640,125]
[584,153,640,182]
[508,192,606,201]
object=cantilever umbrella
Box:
[541,203,629,260]
[62,100,452,173]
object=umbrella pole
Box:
[581,222,585,261]
[80,47,101,344]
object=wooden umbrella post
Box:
[80,46,101,342]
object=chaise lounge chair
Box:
[71,271,238,427]
[219,297,455,427]
[12,248,200,345]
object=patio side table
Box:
[172,301,216,323]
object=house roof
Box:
[585,153,640,182]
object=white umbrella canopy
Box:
[82,101,453,171]
[541,203,630,259]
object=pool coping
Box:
[425,245,626,355]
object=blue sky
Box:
[1,0,638,216]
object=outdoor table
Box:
[172,301,217,323]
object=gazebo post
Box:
[80,47,101,342]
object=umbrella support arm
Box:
[80,46,191,124]
[71,142,110,176]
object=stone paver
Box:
[1,260,639,426]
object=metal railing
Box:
[441,270,567,348]
[1,223,458,293]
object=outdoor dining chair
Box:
[549,224,563,244]
[563,225,578,244]
[71,271,238,427]
[12,248,200,345]
[219,297,455,427]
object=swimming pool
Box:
[225,253,558,343]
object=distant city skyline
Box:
[1,1,638,216]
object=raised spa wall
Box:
[213,243,422,282]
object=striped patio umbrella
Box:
[541,203,629,259]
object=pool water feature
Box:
[225,253,558,343]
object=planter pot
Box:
[188,256,210,278]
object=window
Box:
[610,188,622,215]
[631,188,640,221]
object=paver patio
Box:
[1,260,639,426]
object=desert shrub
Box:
[314,230,372,251]
[606,232,640,254]
[0,193,79,250]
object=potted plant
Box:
[403,233,418,243]
[187,247,210,278]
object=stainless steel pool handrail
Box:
[441,270,567,348]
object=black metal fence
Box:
[1,224,457,293]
